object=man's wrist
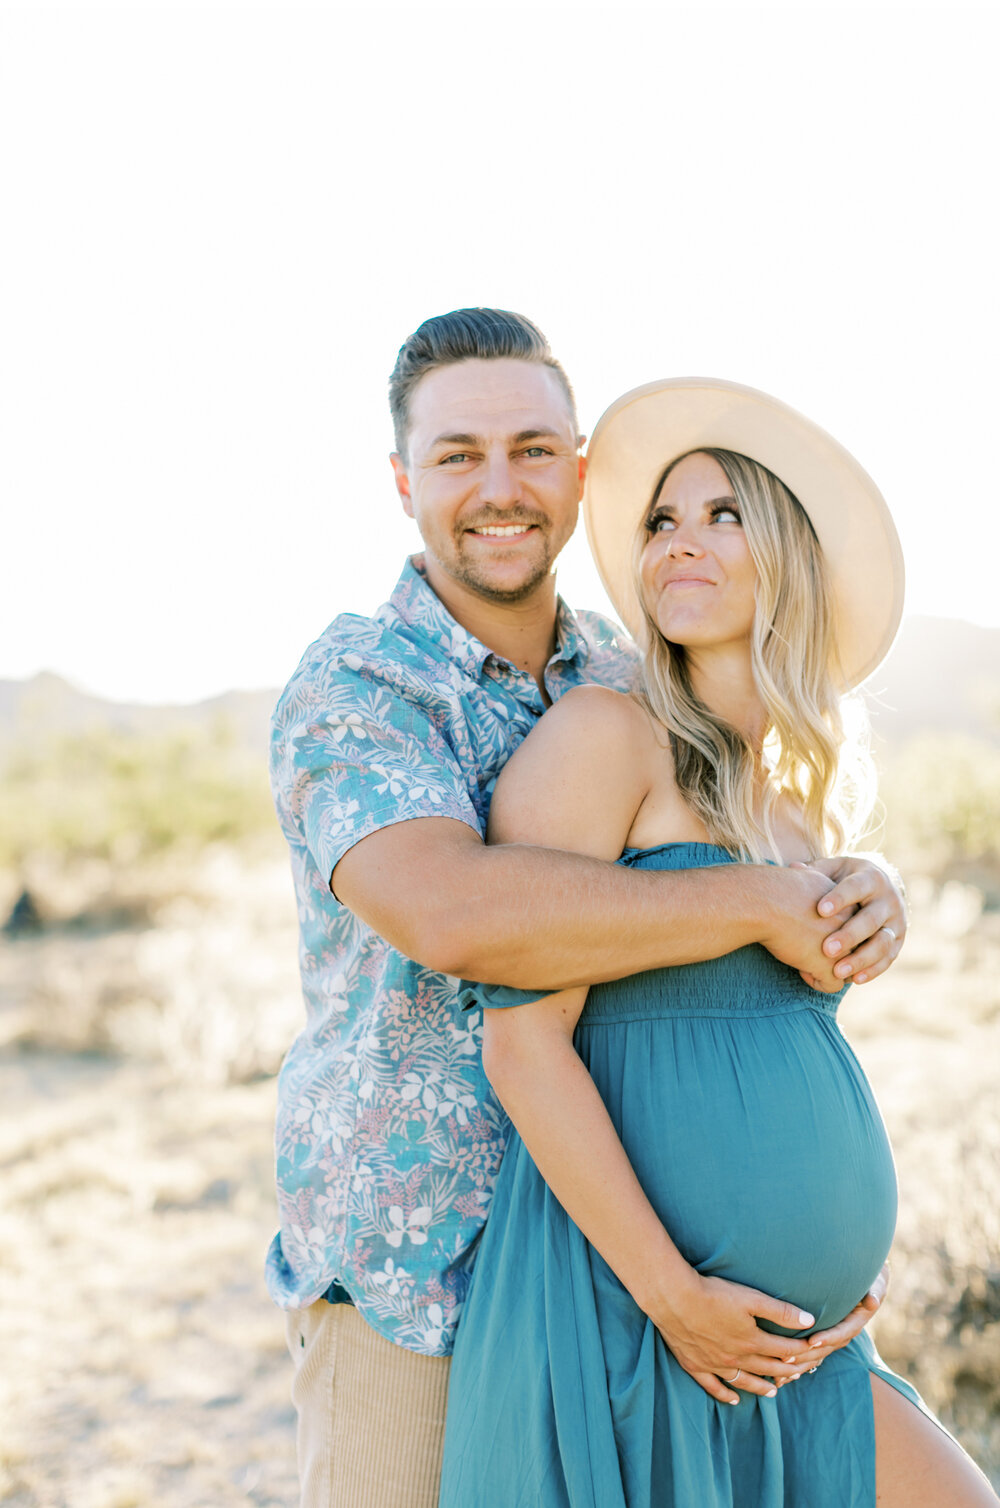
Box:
[739,863,788,947]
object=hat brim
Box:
[582,377,905,690]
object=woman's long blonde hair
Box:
[632,447,875,861]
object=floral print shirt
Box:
[267,555,636,1354]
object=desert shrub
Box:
[878,734,1000,880]
[0,720,278,869]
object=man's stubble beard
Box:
[449,541,556,605]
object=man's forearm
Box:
[333,819,834,989]
[429,844,777,986]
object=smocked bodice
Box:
[580,842,849,1027]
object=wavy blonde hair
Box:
[631,448,875,861]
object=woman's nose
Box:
[666,523,705,557]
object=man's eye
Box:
[441,453,469,465]
[523,446,549,458]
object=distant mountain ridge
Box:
[863,616,1000,748]
[0,670,277,752]
[2,616,998,752]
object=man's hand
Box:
[757,865,855,993]
[807,856,907,984]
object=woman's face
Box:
[638,452,758,652]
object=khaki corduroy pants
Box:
[286,1300,451,1508]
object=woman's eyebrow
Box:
[644,493,739,524]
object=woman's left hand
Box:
[799,856,907,985]
[776,1262,890,1385]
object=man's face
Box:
[390,358,584,608]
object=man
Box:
[269,308,904,1507]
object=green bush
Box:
[0,720,278,868]
[5,721,999,882]
[879,734,1000,877]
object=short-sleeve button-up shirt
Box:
[267,555,636,1354]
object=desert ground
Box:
[1,844,998,1505]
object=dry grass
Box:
[0,847,301,1507]
[0,1060,297,1507]
[0,851,998,1502]
[838,877,1000,1480]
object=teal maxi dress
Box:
[439,843,933,1508]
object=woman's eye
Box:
[647,513,674,532]
[712,505,741,523]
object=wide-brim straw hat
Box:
[582,377,905,690]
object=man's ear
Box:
[389,452,414,518]
[577,438,588,500]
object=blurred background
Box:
[1,1,998,1503]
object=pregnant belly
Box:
[580,1010,898,1334]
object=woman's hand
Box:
[809,856,907,984]
[650,1268,820,1405]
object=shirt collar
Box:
[388,555,591,677]
[551,596,591,669]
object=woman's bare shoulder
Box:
[542,684,660,747]
[488,687,660,855]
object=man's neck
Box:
[422,559,561,701]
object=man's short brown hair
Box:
[388,307,578,458]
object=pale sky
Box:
[2,1,997,703]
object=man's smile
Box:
[465,523,540,539]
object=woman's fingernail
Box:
[854,972,868,984]
[819,900,834,915]
[826,938,842,954]
[766,1387,777,1397]
[799,1311,815,1327]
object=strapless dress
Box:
[439,843,933,1508]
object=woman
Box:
[437,380,996,1507]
